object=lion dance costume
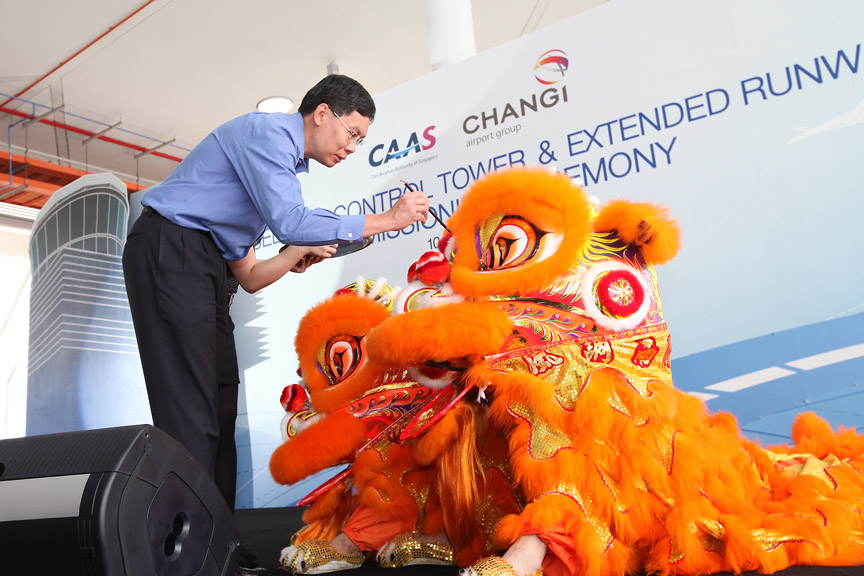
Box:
[272,167,864,576]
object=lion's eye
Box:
[481,216,549,271]
[321,334,364,385]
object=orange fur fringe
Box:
[269,410,368,485]
[367,301,514,367]
[298,483,355,543]
[477,360,864,575]
[594,200,681,265]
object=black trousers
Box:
[217,315,240,512]
[123,207,238,509]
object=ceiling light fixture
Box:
[256,96,294,113]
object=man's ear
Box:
[312,103,329,126]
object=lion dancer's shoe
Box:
[377,531,455,568]
[280,537,365,574]
[463,558,543,576]
[462,535,546,576]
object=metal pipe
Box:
[82,120,122,144]
[0,98,186,163]
[22,105,65,127]
[1,103,35,194]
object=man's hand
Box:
[362,190,430,237]
[390,190,429,227]
[290,244,336,273]
[290,257,310,274]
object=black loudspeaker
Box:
[0,425,239,575]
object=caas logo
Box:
[368,126,437,167]
[534,49,569,85]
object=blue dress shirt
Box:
[142,112,365,261]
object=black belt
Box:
[141,205,157,216]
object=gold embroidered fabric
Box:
[487,325,672,406]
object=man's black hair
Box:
[298,74,376,122]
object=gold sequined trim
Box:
[536,485,613,554]
[290,524,310,546]
[377,532,454,568]
[282,539,365,574]
[698,518,726,540]
[668,536,685,564]
[650,424,677,474]
[751,529,821,554]
[507,400,571,460]
[593,459,628,513]
[608,390,649,427]
[641,477,676,507]
[468,555,543,576]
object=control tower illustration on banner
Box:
[27,173,150,435]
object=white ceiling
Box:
[0,0,605,187]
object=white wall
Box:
[0,213,33,439]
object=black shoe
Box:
[236,544,264,575]
[238,545,259,565]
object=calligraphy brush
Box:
[401,179,451,233]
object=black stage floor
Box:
[234,507,862,576]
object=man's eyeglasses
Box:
[332,109,365,147]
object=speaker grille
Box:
[0,425,149,480]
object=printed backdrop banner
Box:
[231,0,864,507]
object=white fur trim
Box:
[408,365,457,390]
[279,412,292,443]
[367,277,388,300]
[280,410,321,442]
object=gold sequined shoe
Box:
[279,539,365,574]
[460,556,543,576]
[289,525,309,546]
[377,532,455,568]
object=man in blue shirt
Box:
[122,75,428,570]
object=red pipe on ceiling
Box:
[0,104,183,163]
[1,1,155,109]
[0,1,182,164]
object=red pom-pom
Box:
[280,384,309,412]
[408,251,450,286]
[438,231,454,259]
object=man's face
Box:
[318,108,370,168]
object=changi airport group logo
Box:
[534,49,569,85]
[463,49,570,139]
[368,125,437,167]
